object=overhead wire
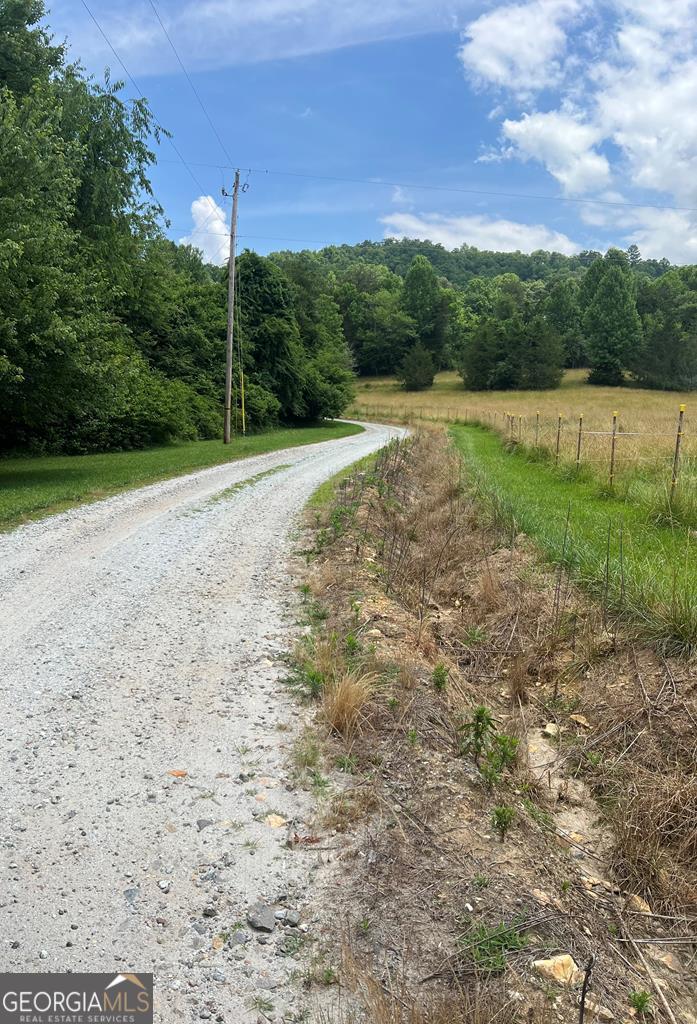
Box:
[81,0,697,249]
[156,159,697,216]
[145,0,235,167]
[79,0,223,222]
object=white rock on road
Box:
[0,420,403,1022]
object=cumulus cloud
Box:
[381,211,579,254]
[626,209,697,265]
[178,195,228,265]
[459,0,697,261]
[459,0,580,95]
[502,111,610,194]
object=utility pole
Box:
[223,169,240,443]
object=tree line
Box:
[287,240,697,394]
[452,247,697,392]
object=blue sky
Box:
[49,1,697,263]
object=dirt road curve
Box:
[0,421,402,1022]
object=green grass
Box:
[452,423,697,655]
[0,422,363,530]
[306,451,378,510]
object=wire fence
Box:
[349,402,694,494]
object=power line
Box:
[145,0,234,167]
[172,228,338,244]
[79,0,222,222]
[157,157,697,215]
[81,0,696,232]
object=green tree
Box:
[402,255,447,366]
[398,343,435,391]
[518,315,565,389]
[631,270,697,390]
[545,278,584,367]
[627,243,642,267]
[458,319,503,390]
[0,0,64,96]
[584,265,642,385]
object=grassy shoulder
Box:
[0,422,363,530]
[451,423,697,653]
[306,451,379,511]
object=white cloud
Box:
[502,110,610,194]
[56,0,479,74]
[391,185,414,206]
[459,0,697,262]
[381,211,579,254]
[179,195,229,264]
[459,0,580,95]
[594,55,697,205]
[625,209,697,265]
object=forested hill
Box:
[305,238,672,286]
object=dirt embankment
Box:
[292,430,697,1024]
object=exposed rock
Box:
[570,714,591,729]
[196,819,214,832]
[585,999,614,1021]
[531,888,552,906]
[532,953,582,986]
[246,903,277,932]
[542,722,560,739]
[625,892,651,914]
[649,948,681,974]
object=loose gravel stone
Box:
[0,422,403,1021]
[247,904,278,932]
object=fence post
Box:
[609,411,618,489]
[555,413,562,466]
[575,414,583,471]
[670,404,686,501]
[535,410,540,447]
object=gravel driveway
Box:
[0,421,402,1022]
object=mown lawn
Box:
[0,422,363,530]
[451,423,697,654]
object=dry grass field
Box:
[348,370,695,489]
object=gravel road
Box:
[0,421,402,1022]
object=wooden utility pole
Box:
[223,169,240,443]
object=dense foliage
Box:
[313,238,672,287]
[0,2,355,452]
[297,240,696,393]
[397,343,435,391]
